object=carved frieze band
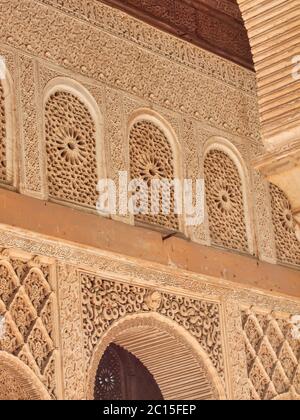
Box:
[37,0,256,94]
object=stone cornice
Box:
[254,140,300,176]
[100,0,253,69]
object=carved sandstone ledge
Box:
[254,140,300,242]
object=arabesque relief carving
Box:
[0,1,286,262]
[0,233,299,400]
[0,0,260,142]
[0,0,299,402]
[80,274,224,382]
[33,0,257,93]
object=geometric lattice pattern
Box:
[45,91,98,208]
[129,120,179,231]
[269,183,300,266]
[242,310,300,400]
[204,150,249,253]
[0,252,58,399]
[0,81,7,182]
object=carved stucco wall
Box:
[0,228,299,400]
[0,1,298,263]
[0,0,299,401]
[97,0,300,150]
[80,275,224,399]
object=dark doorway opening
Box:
[94,343,164,400]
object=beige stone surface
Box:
[0,0,299,400]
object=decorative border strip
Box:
[38,0,256,95]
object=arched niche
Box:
[203,136,255,255]
[127,108,185,234]
[87,313,226,401]
[42,77,106,208]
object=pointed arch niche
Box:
[43,77,105,211]
[203,137,255,255]
[128,109,185,234]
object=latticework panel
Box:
[204,150,249,252]
[0,253,59,399]
[270,183,300,266]
[129,120,179,231]
[242,310,300,400]
[45,91,98,208]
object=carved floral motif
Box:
[80,274,224,381]
[45,90,98,207]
